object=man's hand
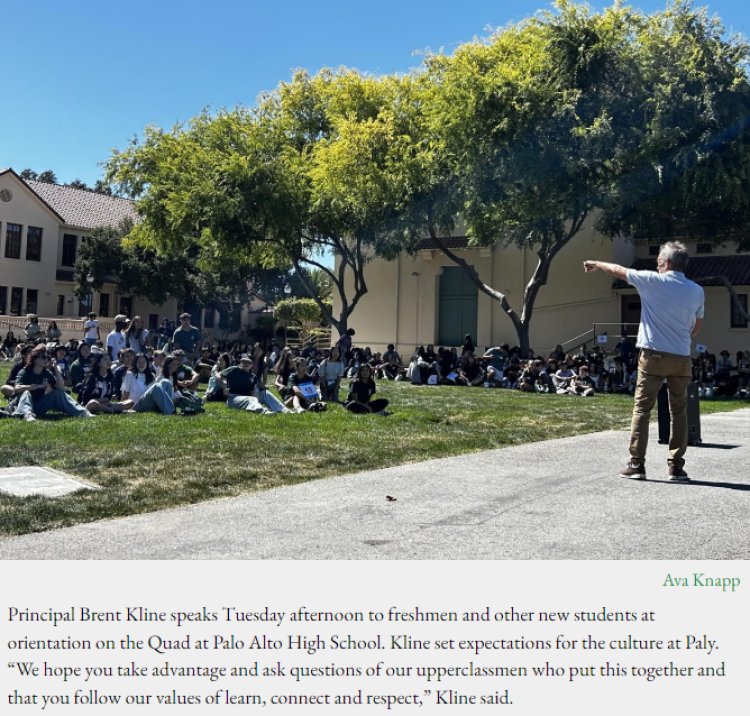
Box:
[583,260,599,272]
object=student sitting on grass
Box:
[552,356,577,394]
[112,348,135,399]
[120,353,156,405]
[133,356,181,414]
[317,345,346,402]
[11,344,93,421]
[345,364,389,414]
[1,330,18,360]
[205,353,231,402]
[171,350,201,392]
[285,357,325,413]
[274,347,295,402]
[567,364,596,396]
[457,353,485,387]
[1,344,33,401]
[24,314,42,343]
[80,352,135,414]
[251,342,269,386]
[70,342,94,397]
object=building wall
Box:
[0,173,61,316]
[338,220,626,356]
[0,172,178,341]
[335,224,750,357]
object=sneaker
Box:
[620,461,646,479]
[668,466,690,482]
[23,412,37,422]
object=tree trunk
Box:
[428,218,584,354]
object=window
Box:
[230,302,241,332]
[119,296,133,317]
[696,243,713,254]
[98,293,110,317]
[25,289,38,315]
[57,295,65,316]
[731,293,748,329]
[647,245,659,256]
[26,226,43,261]
[10,287,23,315]
[203,307,215,328]
[0,286,7,314]
[5,223,22,259]
[79,293,93,317]
[148,314,159,330]
[62,234,78,266]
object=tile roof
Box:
[613,256,750,288]
[26,180,138,231]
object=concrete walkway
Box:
[2,409,749,560]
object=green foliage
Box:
[274,297,331,340]
[598,1,750,246]
[100,1,750,352]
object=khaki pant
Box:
[630,349,692,468]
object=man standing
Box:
[583,241,704,481]
[106,315,129,360]
[171,312,202,365]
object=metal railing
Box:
[554,322,639,357]
[0,315,119,341]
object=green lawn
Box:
[1,365,747,537]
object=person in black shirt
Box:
[2,344,33,400]
[11,345,92,420]
[345,364,389,414]
[80,353,134,414]
[220,355,290,414]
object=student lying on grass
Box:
[218,354,290,414]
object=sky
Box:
[3,0,750,187]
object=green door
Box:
[438,266,477,346]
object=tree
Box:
[273,297,331,342]
[388,1,750,352]
[19,168,58,183]
[36,170,58,184]
[387,2,642,351]
[598,1,750,246]
[74,219,261,322]
[106,70,409,338]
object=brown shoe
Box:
[668,466,690,482]
[620,461,646,479]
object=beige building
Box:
[0,168,178,339]
[339,220,750,357]
[0,168,275,343]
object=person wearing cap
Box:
[217,354,289,415]
[107,315,129,360]
[83,312,101,346]
[172,313,202,365]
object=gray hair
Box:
[659,241,689,272]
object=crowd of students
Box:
[0,316,390,420]
[2,315,748,421]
